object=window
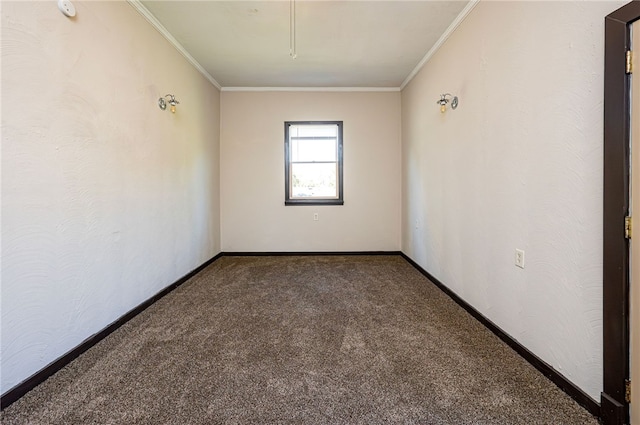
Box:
[285,121,343,206]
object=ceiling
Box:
[138,1,471,89]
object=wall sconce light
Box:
[437,93,458,113]
[158,94,180,113]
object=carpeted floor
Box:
[2,255,598,424]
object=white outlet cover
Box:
[515,249,525,269]
[58,0,76,17]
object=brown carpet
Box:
[1,255,598,424]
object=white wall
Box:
[1,1,221,395]
[401,0,625,400]
[221,91,401,252]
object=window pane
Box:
[290,163,337,198]
[292,125,337,138]
[291,138,337,162]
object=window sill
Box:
[285,199,344,206]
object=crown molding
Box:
[221,86,401,92]
[128,0,477,93]
[127,0,222,90]
[400,0,479,91]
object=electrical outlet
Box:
[313,213,319,221]
[515,249,525,269]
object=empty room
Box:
[2,0,638,424]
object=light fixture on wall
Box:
[437,93,458,113]
[158,94,180,113]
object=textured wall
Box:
[401,1,625,400]
[220,91,401,252]
[1,1,221,395]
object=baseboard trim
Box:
[399,252,601,418]
[223,251,402,256]
[0,252,224,410]
[601,392,625,425]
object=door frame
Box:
[603,2,640,425]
